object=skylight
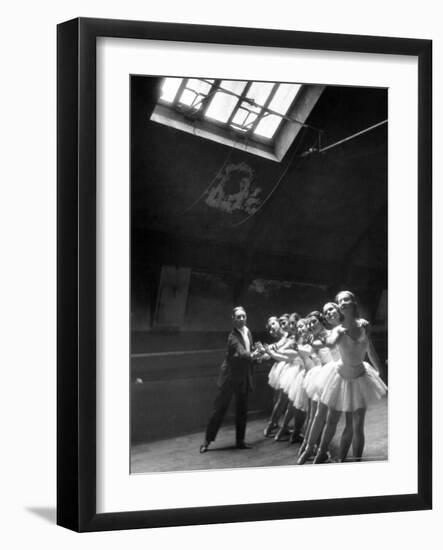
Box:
[158,78,301,140]
[151,77,324,162]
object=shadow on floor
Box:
[26,507,56,524]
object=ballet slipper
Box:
[264,422,279,437]
[297,441,307,456]
[199,442,210,454]
[274,428,290,441]
[297,445,314,465]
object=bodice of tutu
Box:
[297,343,317,370]
[267,334,298,390]
[337,326,369,368]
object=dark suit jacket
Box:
[217,327,254,392]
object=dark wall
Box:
[130,329,386,445]
[131,355,273,444]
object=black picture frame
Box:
[57,17,432,532]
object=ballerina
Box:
[299,311,333,452]
[266,313,306,442]
[297,303,349,459]
[298,291,387,464]
[267,317,317,443]
[263,316,290,437]
[278,313,290,333]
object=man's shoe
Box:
[199,441,210,453]
[236,441,253,449]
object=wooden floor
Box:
[131,396,388,473]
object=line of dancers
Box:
[253,290,388,464]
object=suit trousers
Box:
[205,382,249,444]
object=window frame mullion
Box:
[247,82,279,135]
[200,79,222,118]
[226,81,252,127]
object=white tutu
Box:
[304,361,337,401]
[279,359,303,394]
[303,346,337,401]
[318,347,333,365]
[268,361,287,390]
[319,360,387,412]
[288,369,309,411]
[303,365,322,400]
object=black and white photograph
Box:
[130,75,388,473]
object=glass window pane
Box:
[231,110,258,131]
[205,80,247,122]
[205,93,237,122]
[178,79,214,109]
[219,80,248,94]
[254,114,283,138]
[269,83,301,114]
[187,78,214,95]
[231,107,257,127]
[231,108,248,126]
[228,82,274,133]
[239,101,261,115]
[160,77,183,103]
[179,89,200,107]
[244,112,258,127]
[245,81,274,108]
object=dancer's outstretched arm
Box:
[264,345,297,362]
